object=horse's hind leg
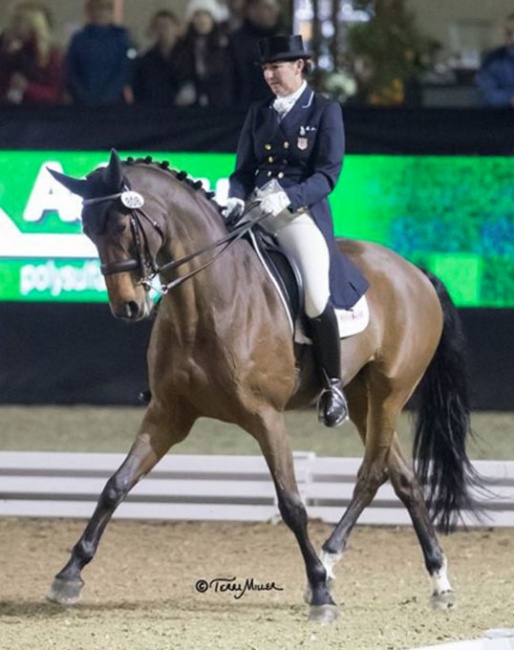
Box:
[47,402,195,605]
[387,437,455,610]
[320,387,399,581]
[321,381,455,611]
[248,407,338,623]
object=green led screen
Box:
[0,151,513,306]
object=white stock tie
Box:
[272,81,307,121]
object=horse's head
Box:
[49,150,164,321]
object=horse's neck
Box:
[169,204,225,259]
[157,190,286,351]
[160,193,245,312]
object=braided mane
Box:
[124,155,218,204]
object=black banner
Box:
[1,105,514,155]
[0,302,512,409]
[1,106,514,407]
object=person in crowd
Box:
[133,10,181,107]
[64,0,136,105]
[229,0,283,108]
[476,12,514,107]
[173,0,233,108]
[345,0,438,107]
[223,35,369,427]
[0,2,62,104]
[220,0,245,34]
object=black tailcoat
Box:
[229,84,369,309]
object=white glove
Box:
[258,190,291,218]
[222,197,245,221]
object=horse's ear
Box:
[47,168,88,197]
[102,149,124,191]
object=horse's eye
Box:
[107,219,127,235]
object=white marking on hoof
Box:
[431,589,456,610]
[430,556,455,610]
[320,550,342,582]
[305,551,343,604]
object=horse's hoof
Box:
[46,577,84,605]
[308,604,340,623]
[430,589,456,611]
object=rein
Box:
[84,188,263,295]
[156,201,262,293]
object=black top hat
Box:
[257,35,312,63]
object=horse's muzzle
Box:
[111,299,151,322]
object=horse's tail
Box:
[413,270,482,533]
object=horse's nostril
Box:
[112,301,141,320]
[127,301,139,318]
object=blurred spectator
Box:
[173,0,234,108]
[346,0,438,106]
[220,0,245,35]
[229,0,283,108]
[476,13,514,107]
[133,10,180,107]
[0,2,63,105]
[64,0,136,105]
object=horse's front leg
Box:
[249,408,338,623]
[47,402,195,605]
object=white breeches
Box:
[262,211,330,318]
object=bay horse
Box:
[47,150,480,622]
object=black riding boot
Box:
[308,303,348,427]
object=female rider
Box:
[224,34,369,427]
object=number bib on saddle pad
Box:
[294,295,369,344]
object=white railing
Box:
[1,452,513,527]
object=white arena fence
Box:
[412,630,514,650]
[1,452,514,527]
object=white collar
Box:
[272,81,307,117]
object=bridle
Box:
[83,187,264,296]
[84,190,164,281]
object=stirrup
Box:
[316,383,349,428]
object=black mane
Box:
[82,155,220,235]
[124,156,217,202]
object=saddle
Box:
[246,227,370,342]
[247,227,303,331]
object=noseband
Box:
[83,187,265,295]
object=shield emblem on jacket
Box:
[297,137,308,150]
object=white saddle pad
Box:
[294,295,370,345]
